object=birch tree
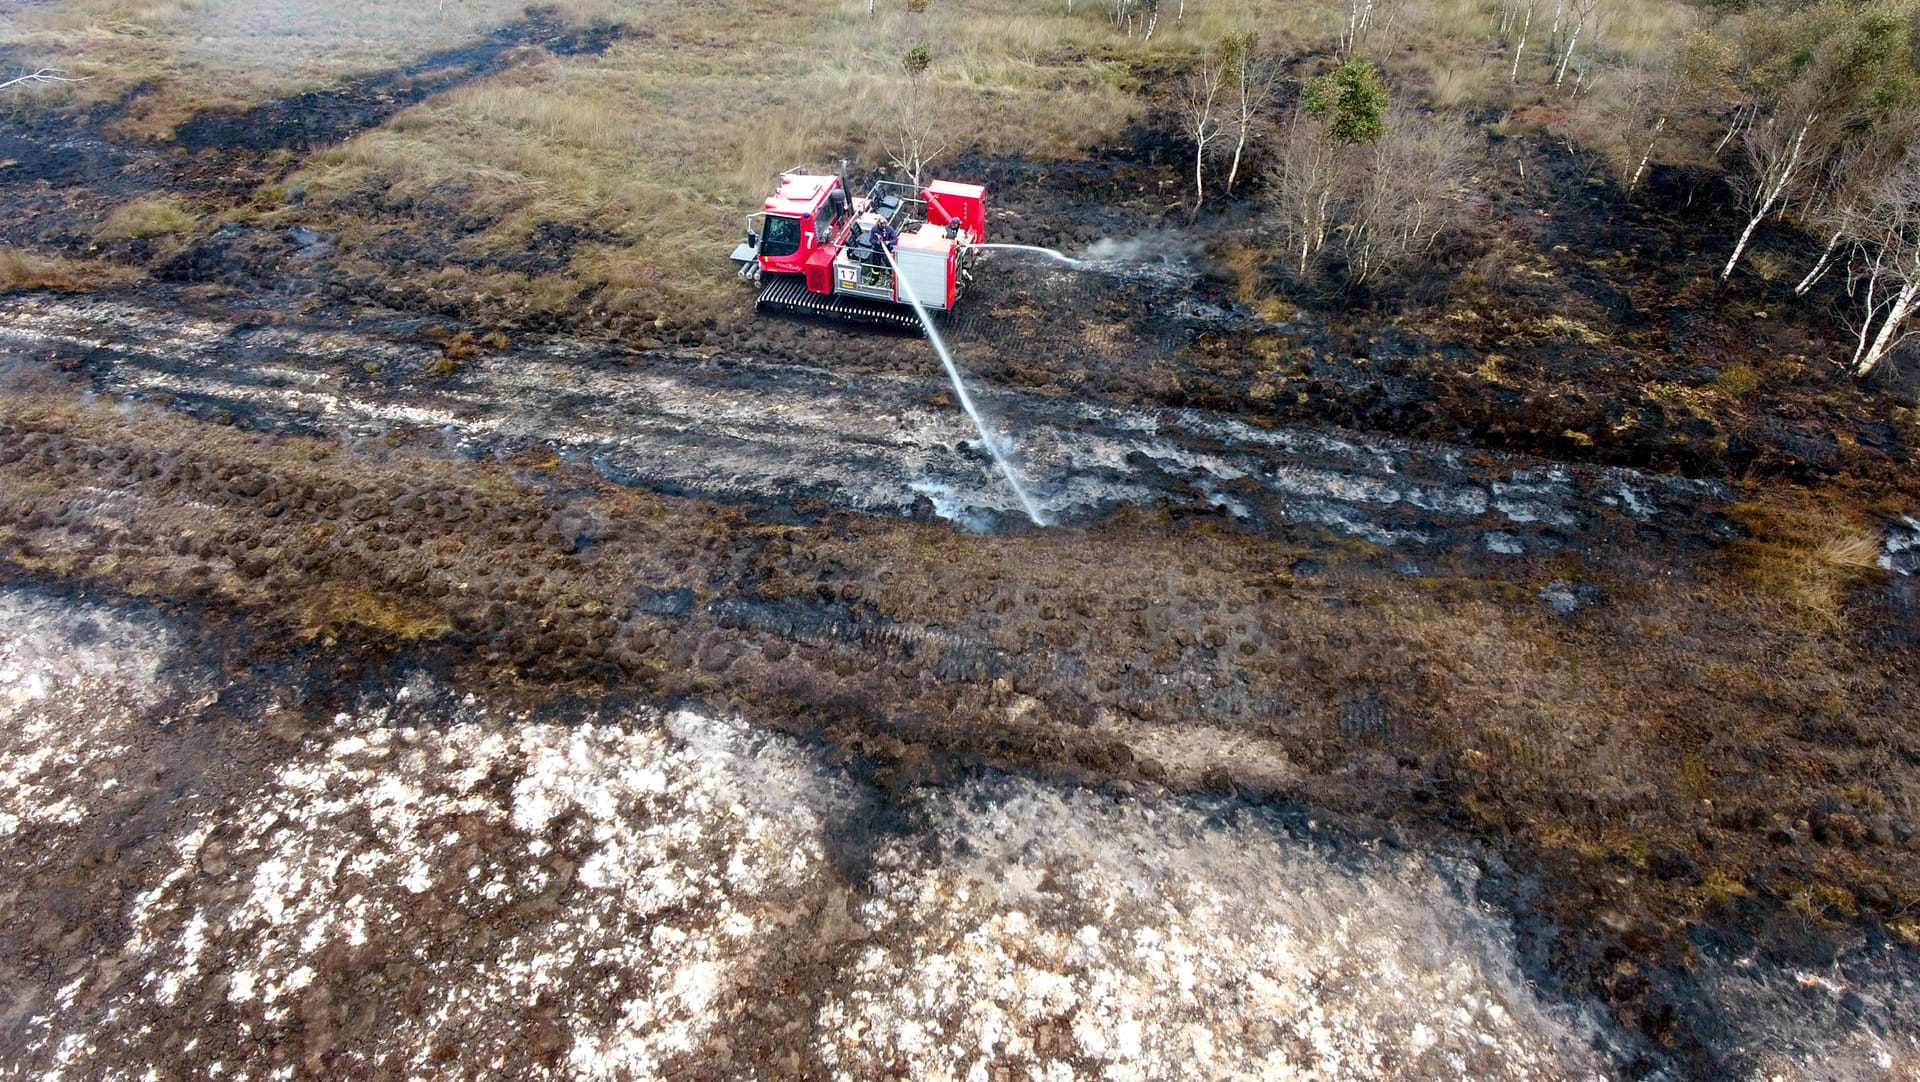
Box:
[1843,150,1920,375]
[1220,32,1278,195]
[1793,137,1906,294]
[1113,0,1161,39]
[1551,0,1600,88]
[1339,0,1403,58]
[1267,63,1470,288]
[888,45,948,187]
[1720,2,1919,278]
[1507,0,1535,84]
[1345,112,1478,285]
[1721,102,1820,279]
[1615,31,1734,193]
[1176,46,1227,209]
[1269,105,1344,277]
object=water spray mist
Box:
[881,246,1047,527]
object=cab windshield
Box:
[761,215,802,258]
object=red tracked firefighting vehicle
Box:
[729,166,985,328]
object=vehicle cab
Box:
[746,172,852,280]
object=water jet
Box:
[882,246,1047,527]
[970,243,1084,268]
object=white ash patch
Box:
[0,593,175,839]
[1484,531,1526,555]
[29,701,848,1081]
[7,590,1915,1082]
[815,782,1609,1082]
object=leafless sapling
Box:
[1269,105,1344,278]
[1553,0,1601,88]
[1793,138,1904,295]
[1344,111,1478,285]
[1177,47,1227,210]
[1339,0,1403,58]
[887,46,948,187]
[1721,103,1820,279]
[1221,32,1278,195]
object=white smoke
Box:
[1079,230,1204,265]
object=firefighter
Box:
[870,219,898,252]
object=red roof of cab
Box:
[764,173,837,216]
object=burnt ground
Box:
[1,30,1919,1082]
[0,7,621,258]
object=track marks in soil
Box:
[0,290,1726,554]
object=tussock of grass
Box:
[1713,362,1763,398]
[0,249,143,293]
[1729,493,1887,631]
[96,197,201,241]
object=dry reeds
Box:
[1729,492,1888,631]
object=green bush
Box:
[1305,59,1388,145]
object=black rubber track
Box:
[756,274,926,330]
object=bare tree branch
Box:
[1345,111,1478,285]
[1269,105,1344,278]
[0,69,86,93]
[1721,104,1820,279]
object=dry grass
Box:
[0,249,143,293]
[279,0,1171,317]
[7,0,1720,315]
[0,0,546,134]
[301,583,452,643]
[1729,492,1888,631]
[1712,361,1763,397]
[96,196,202,241]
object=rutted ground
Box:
[5,588,1913,1081]
[0,287,1724,549]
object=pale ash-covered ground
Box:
[0,590,1911,1082]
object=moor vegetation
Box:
[1,0,1918,1077]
